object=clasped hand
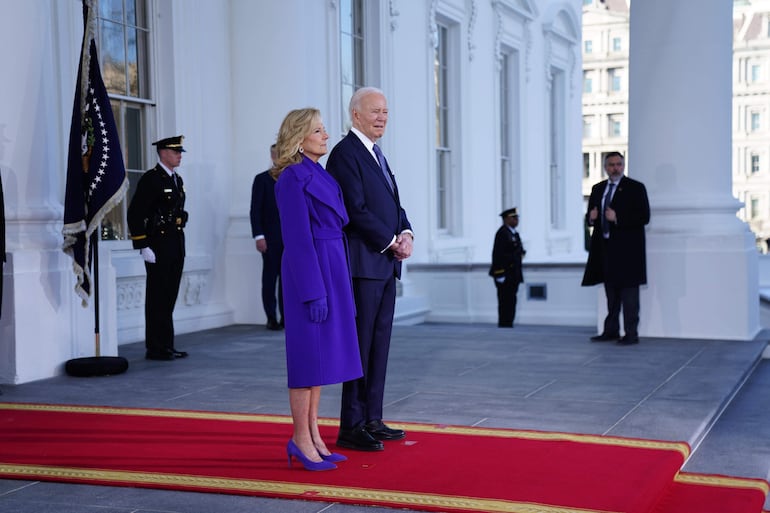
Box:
[589,206,616,223]
[389,233,413,261]
[306,297,328,323]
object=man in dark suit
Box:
[582,151,650,345]
[128,135,189,360]
[489,208,526,328]
[250,144,283,330]
[327,86,413,452]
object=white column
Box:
[629,0,759,340]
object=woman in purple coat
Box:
[273,108,362,471]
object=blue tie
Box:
[373,144,394,191]
[602,182,615,236]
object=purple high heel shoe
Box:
[320,451,347,463]
[286,440,337,471]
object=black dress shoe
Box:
[171,349,188,358]
[145,350,174,361]
[617,335,639,345]
[365,420,406,441]
[336,426,384,451]
[590,333,620,342]
[266,318,281,331]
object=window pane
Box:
[126,171,143,219]
[341,35,354,85]
[127,28,139,97]
[100,19,127,95]
[353,36,364,88]
[125,106,143,170]
[340,0,352,34]
[500,60,509,156]
[437,150,448,229]
[134,0,147,29]
[99,0,123,23]
[135,29,149,98]
[126,0,137,26]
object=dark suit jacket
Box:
[127,165,187,261]
[489,226,525,284]
[582,175,650,287]
[326,131,411,280]
[249,170,282,247]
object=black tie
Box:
[602,182,615,236]
[373,144,394,191]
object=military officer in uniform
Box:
[128,135,189,360]
[489,207,526,328]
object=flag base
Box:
[65,356,128,377]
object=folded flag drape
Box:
[62,0,128,306]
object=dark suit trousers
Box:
[340,276,397,430]
[603,283,640,337]
[144,255,184,352]
[599,239,640,337]
[495,279,519,327]
[260,247,283,321]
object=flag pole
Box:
[63,0,128,377]
[93,230,100,357]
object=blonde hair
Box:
[273,108,321,178]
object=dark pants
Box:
[603,283,640,337]
[340,276,396,430]
[260,247,283,322]
[495,279,520,327]
[144,255,184,353]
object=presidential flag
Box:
[62,0,128,306]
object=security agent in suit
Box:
[327,87,413,452]
[127,135,189,360]
[582,151,650,345]
[250,144,284,330]
[489,208,526,328]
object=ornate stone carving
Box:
[116,278,145,311]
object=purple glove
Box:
[307,297,328,323]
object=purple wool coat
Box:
[274,156,363,388]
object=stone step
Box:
[683,356,770,509]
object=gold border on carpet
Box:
[0,402,690,458]
[675,472,770,495]
[0,462,614,513]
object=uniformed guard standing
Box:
[489,208,526,328]
[128,135,189,360]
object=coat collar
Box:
[292,157,347,222]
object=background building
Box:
[582,0,770,251]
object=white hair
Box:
[349,86,385,119]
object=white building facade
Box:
[0,0,588,383]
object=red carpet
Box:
[0,403,767,513]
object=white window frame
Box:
[433,17,461,235]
